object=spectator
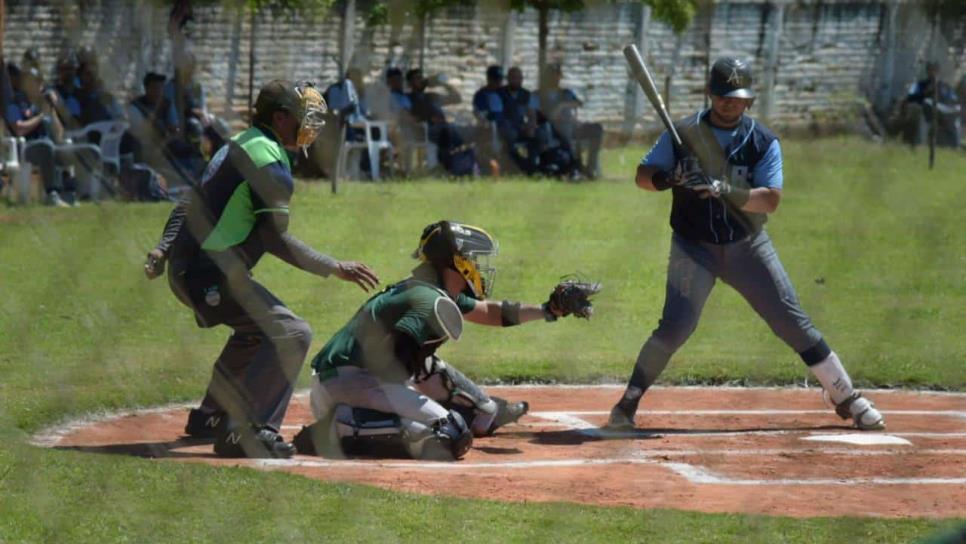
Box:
[128,71,204,187]
[497,66,539,175]
[20,48,41,75]
[901,62,961,148]
[5,64,103,206]
[472,65,504,124]
[534,64,603,178]
[406,69,475,177]
[386,67,412,116]
[325,67,370,142]
[76,48,122,126]
[164,52,227,155]
[406,68,461,125]
[51,51,84,131]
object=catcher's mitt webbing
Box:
[547,278,602,319]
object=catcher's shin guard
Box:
[831,391,885,431]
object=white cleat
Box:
[834,392,886,431]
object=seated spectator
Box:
[5,64,104,206]
[497,66,539,175]
[901,62,961,148]
[387,67,412,117]
[406,68,461,124]
[473,65,505,124]
[533,64,603,178]
[50,52,86,131]
[164,52,227,155]
[405,70,475,177]
[325,67,370,140]
[128,71,205,187]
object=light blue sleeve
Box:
[751,139,783,189]
[528,93,539,110]
[639,131,676,171]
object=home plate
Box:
[802,433,912,446]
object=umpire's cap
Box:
[254,80,304,121]
[708,58,755,99]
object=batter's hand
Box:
[144,249,166,280]
[334,261,380,292]
[690,178,732,199]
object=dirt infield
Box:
[36,386,965,519]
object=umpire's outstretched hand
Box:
[333,261,380,292]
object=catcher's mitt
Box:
[545,277,602,319]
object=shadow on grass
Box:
[55,437,218,459]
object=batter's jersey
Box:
[170,125,294,270]
[311,278,477,379]
[642,110,781,244]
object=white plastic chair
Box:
[1,135,31,203]
[67,120,129,175]
[337,120,392,181]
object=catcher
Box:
[294,220,600,460]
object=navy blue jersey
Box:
[642,110,780,244]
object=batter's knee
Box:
[652,317,698,352]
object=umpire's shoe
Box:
[214,425,296,459]
[184,408,227,439]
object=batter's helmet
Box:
[414,221,498,300]
[708,58,755,99]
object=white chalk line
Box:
[662,463,966,486]
[254,453,966,486]
[533,410,966,418]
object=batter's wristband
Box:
[724,186,751,208]
[651,170,673,191]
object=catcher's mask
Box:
[413,221,498,300]
[254,80,328,156]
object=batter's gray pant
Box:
[193,281,312,432]
[626,230,825,395]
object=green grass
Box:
[0,137,964,542]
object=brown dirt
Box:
[41,386,966,519]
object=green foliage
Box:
[508,0,697,33]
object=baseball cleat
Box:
[483,397,529,436]
[605,404,636,430]
[184,408,227,439]
[214,426,296,458]
[834,392,886,431]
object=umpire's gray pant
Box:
[627,230,824,393]
[194,281,312,432]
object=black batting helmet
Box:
[708,58,755,99]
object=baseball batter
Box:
[608,58,885,432]
[144,80,379,459]
[294,221,599,460]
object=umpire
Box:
[607,59,885,432]
[144,80,379,458]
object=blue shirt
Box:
[473,87,503,121]
[642,125,783,189]
[390,90,411,114]
[4,91,48,140]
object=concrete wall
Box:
[3,0,964,132]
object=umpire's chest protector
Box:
[670,111,778,244]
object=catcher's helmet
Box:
[414,221,498,299]
[708,58,755,99]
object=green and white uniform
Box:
[310,266,499,439]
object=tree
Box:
[506,0,696,92]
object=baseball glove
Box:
[545,277,602,319]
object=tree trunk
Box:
[339,0,357,74]
[248,7,257,122]
[538,5,548,93]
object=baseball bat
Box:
[623,44,684,149]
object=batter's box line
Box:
[662,462,966,486]
[533,410,966,418]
